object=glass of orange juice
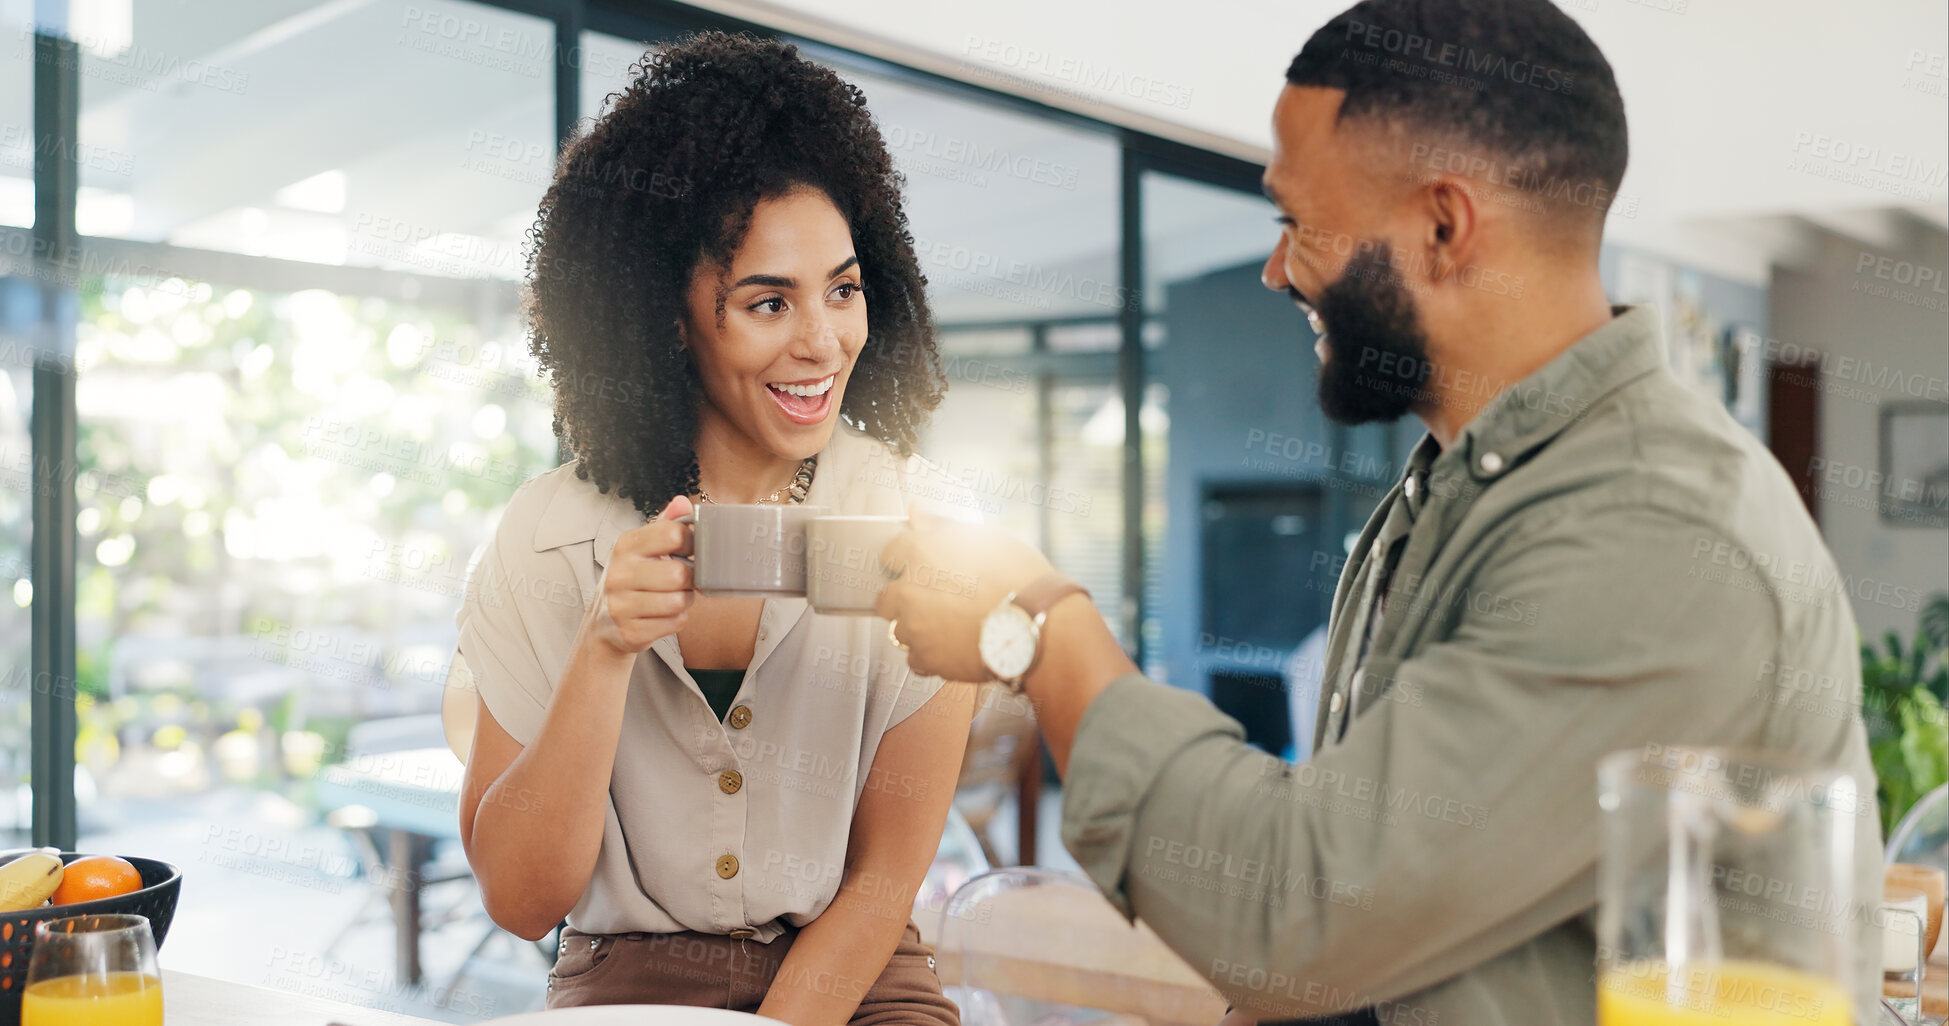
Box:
[1596,747,1864,1026]
[22,913,163,1026]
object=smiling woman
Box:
[453,30,972,1026]
[525,32,945,516]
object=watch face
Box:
[980,602,1038,681]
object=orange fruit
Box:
[49,855,143,905]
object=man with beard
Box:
[872,0,1880,1023]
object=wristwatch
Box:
[978,571,1089,689]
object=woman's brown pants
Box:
[545,919,960,1025]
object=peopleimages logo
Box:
[881,125,1080,192]
[7,22,250,95]
[1408,143,1627,216]
[960,36,1195,111]
[1342,18,1577,94]
[910,238,1138,312]
[1791,133,1949,183]
[0,123,135,176]
[1786,132,1949,203]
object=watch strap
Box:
[1012,571,1089,619]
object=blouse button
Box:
[716,854,740,879]
[728,705,753,729]
[718,769,743,795]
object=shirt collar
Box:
[1441,304,1664,481]
[1400,435,1441,519]
[531,467,611,554]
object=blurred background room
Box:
[1,0,1944,1020]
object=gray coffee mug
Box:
[806,516,908,615]
[676,504,828,596]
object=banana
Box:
[0,847,61,870]
[0,851,64,912]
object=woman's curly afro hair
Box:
[524,31,943,516]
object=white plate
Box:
[481,1007,782,1025]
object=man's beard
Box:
[1310,242,1433,426]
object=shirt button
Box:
[729,928,756,940]
[728,705,752,729]
[718,769,743,795]
[1479,451,1504,474]
[1403,475,1417,499]
[1351,669,1366,695]
[716,854,740,879]
[1328,691,1345,714]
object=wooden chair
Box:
[953,684,1042,866]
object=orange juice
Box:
[1599,959,1850,1026]
[20,971,163,1026]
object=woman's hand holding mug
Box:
[586,495,697,657]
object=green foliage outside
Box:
[1862,593,1949,839]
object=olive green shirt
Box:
[1060,307,1883,1025]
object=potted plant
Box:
[1860,593,1949,839]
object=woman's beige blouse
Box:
[453,425,967,940]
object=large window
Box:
[62,0,557,1012]
[836,60,1132,639]
[1141,169,1346,756]
[1,4,32,228]
[0,277,31,842]
[73,273,555,994]
[2,1,37,843]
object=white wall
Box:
[1770,226,1949,642]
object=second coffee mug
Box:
[677,504,828,596]
[807,516,907,615]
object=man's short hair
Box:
[1287,0,1629,227]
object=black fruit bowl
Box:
[0,854,180,1026]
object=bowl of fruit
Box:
[0,849,180,1022]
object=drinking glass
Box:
[1884,862,1945,960]
[1878,885,1926,1024]
[22,914,163,1026]
[1597,746,1861,1026]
